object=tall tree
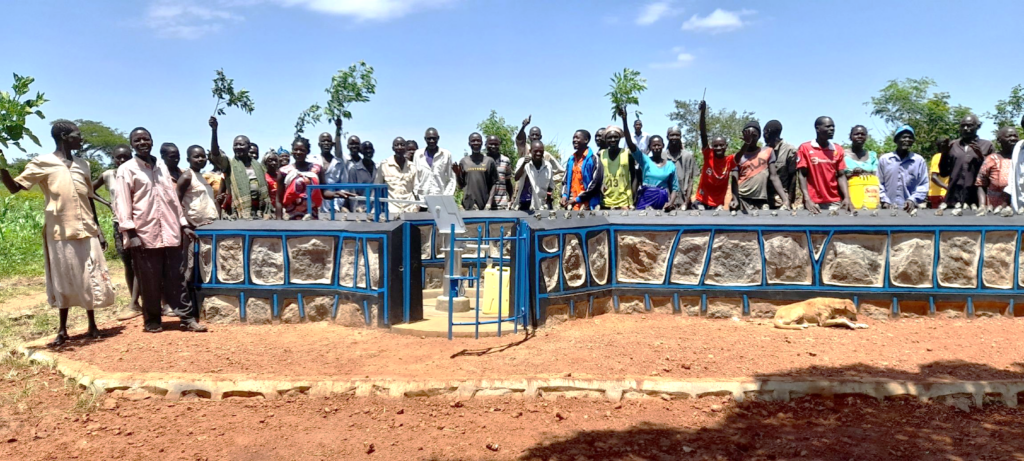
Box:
[476,110,519,166]
[0,73,48,152]
[986,84,1024,136]
[668,99,755,153]
[72,119,129,163]
[866,77,972,157]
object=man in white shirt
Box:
[512,141,554,211]
[413,127,456,208]
[633,118,651,155]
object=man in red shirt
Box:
[797,116,853,214]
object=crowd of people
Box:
[201,104,1024,219]
[1,103,1022,346]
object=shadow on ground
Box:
[518,361,1024,461]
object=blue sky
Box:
[4,0,1023,163]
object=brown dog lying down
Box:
[773,298,869,330]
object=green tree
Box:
[476,110,518,163]
[73,119,129,164]
[867,77,972,157]
[607,68,647,121]
[986,84,1024,136]
[668,99,755,154]
[0,73,48,152]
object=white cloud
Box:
[635,1,673,26]
[681,8,754,33]
[144,0,454,39]
[275,0,454,21]
[651,47,695,69]
[144,1,241,39]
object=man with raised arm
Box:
[796,116,853,214]
[208,116,271,219]
[938,114,994,207]
[515,116,565,207]
[693,100,734,209]
[0,122,114,346]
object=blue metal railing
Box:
[532,223,1023,320]
[446,223,529,340]
[306,183,390,222]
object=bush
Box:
[0,189,118,279]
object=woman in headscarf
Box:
[275,136,335,220]
[618,108,677,210]
[261,152,280,207]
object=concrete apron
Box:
[20,344,1023,408]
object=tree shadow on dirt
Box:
[518,361,1024,461]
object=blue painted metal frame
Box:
[445,222,530,340]
[531,223,1024,320]
[306,183,390,222]
[195,228,391,324]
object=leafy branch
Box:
[0,73,49,152]
[606,68,647,120]
[294,104,323,137]
[294,61,377,137]
[211,69,255,116]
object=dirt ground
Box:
[2,357,1024,461]
[45,314,1024,382]
[7,276,1024,459]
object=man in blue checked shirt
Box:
[877,125,930,213]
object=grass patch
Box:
[0,188,119,279]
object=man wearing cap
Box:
[877,125,929,213]
[731,120,789,211]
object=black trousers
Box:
[113,222,135,298]
[131,244,194,329]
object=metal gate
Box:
[445,221,531,339]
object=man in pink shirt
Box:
[115,127,208,333]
